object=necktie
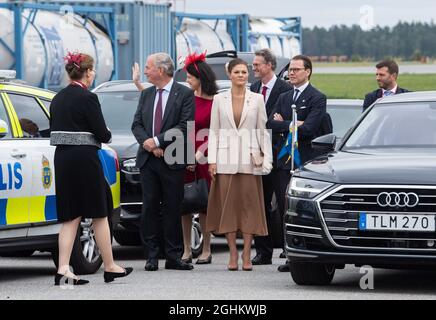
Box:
[261,86,268,102]
[293,88,300,102]
[154,89,164,136]
[384,90,393,97]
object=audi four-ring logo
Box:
[376,192,420,208]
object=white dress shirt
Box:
[260,74,277,103]
[293,81,310,102]
[382,85,397,96]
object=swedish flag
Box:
[277,127,301,167]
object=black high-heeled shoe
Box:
[196,255,212,265]
[104,267,133,283]
[54,273,89,286]
[181,255,192,264]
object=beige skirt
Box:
[206,173,268,236]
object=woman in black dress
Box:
[50,52,132,285]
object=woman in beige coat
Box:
[206,58,273,271]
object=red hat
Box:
[64,51,85,69]
[183,51,207,75]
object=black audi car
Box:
[285,91,436,285]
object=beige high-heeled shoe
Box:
[241,253,253,271]
[228,252,239,271]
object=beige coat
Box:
[208,89,273,175]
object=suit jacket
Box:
[362,87,410,111]
[208,90,273,175]
[131,81,195,170]
[250,78,292,118]
[267,83,327,169]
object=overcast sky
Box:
[180,0,436,28]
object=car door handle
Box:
[11,150,27,159]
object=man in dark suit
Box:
[132,53,195,271]
[267,55,327,272]
[362,59,409,111]
[250,49,292,265]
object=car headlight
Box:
[122,158,139,174]
[288,177,333,199]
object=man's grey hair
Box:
[254,48,277,71]
[151,52,174,77]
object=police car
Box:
[0,70,120,274]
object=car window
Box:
[0,97,12,138]
[8,93,50,138]
[96,91,141,133]
[344,102,436,149]
[327,104,362,138]
[40,99,51,111]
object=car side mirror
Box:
[0,120,9,138]
[312,133,336,152]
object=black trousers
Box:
[140,156,185,261]
[254,168,292,258]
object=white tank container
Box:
[283,37,302,59]
[0,9,47,85]
[249,18,301,58]
[0,8,114,88]
[176,18,236,68]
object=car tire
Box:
[114,230,142,246]
[289,261,335,285]
[191,214,204,258]
[52,218,112,275]
[0,250,35,257]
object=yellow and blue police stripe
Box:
[0,149,119,227]
[0,199,6,225]
[0,195,57,226]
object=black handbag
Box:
[182,174,209,214]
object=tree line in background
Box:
[302,21,436,61]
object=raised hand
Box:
[132,62,140,83]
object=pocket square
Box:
[300,106,307,109]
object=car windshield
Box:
[96,91,140,133]
[343,102,436,150]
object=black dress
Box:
[49,84,112,222]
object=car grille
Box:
[319,186,436,252]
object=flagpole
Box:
[290,104,297,174]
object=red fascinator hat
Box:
[64,51,85,69]
[183,51,207,75]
